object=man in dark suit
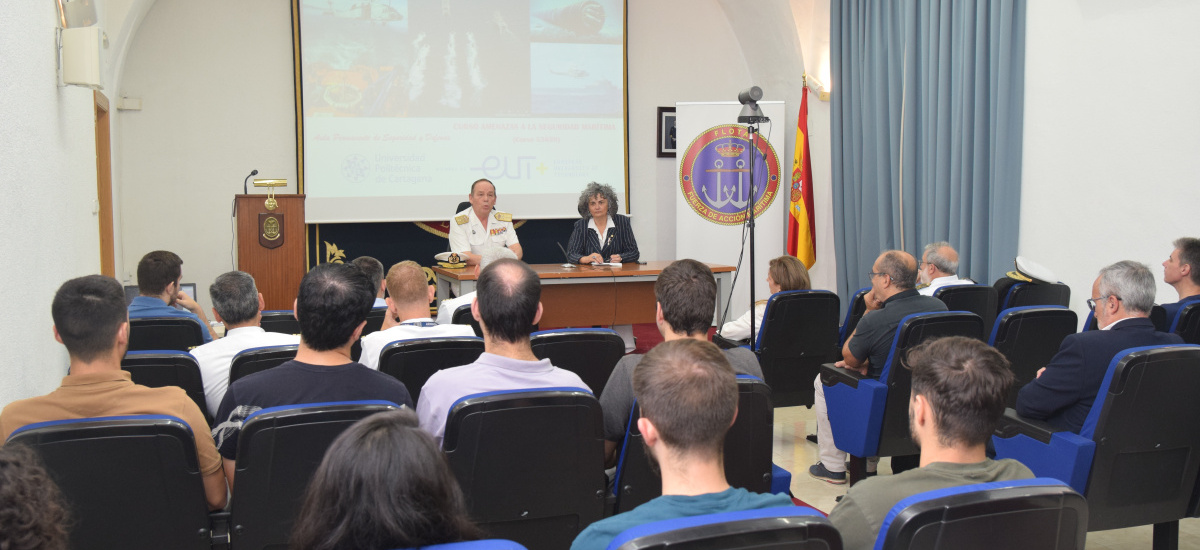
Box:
[1017,261,1184,433]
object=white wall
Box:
[0,4,104,406]
[117,0,298,313]
[1019,0,1200,323]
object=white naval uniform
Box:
[448,207,519,255]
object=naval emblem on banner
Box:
[678,124,781,226]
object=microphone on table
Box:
[556,242,578,269]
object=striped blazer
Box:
[565,213,640,263]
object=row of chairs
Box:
[818,308,1200,549]
[6,378,783,550]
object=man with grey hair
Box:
[1017,261,1183,433]
[435,246,519,324]
[917,242,972,296]
[1162,237,1200,322]
[190,271,299,417]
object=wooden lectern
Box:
[235,194,306,310]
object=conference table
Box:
[431,261,736,327]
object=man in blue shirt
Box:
[128,250,216,342]
[571,339,792,550]
[1162,237,1200,324]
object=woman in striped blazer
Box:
[566,182,640,264]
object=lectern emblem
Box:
[678,124,781,226]
[258,213,285,249]
[263,217,280,240]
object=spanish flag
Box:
[788,86,816,268]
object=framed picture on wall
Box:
[657,107,677,158]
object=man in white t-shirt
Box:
[360,260,476,370]
[435,246,519,324]
[190,271,299,417]
[917,242,973,296]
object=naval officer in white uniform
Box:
[448,178,523,266]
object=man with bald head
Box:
[917,242,972,296]
[416,258,587,446]
[810,250,947,484]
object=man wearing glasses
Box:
[810,250,947,484]
[1016,261,1182,434]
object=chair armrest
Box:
[820,362,865,389]
[992,409,1095,493]
[208,510,230,547]
[712,334,748,350]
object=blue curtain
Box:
[830,0,1026,307]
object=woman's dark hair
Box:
[0,444,70,550]
[291,409,481,550]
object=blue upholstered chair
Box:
[996,281,1071,315]
[838,287,871,346]
[873,478,1086,550]
[350,307,389,361]
[988,306,1077,408]
[120,350,211,425]
[229,400,402,550]
[229,343,298,384]
[606,506,839,550]
[128,316,206,351]
[392,541,529,550]
[377,336,484,402]
[993,345,1200,549]
[259,310,300,335]
[1171,301,1200,344]
[933,284,998,338]
[748,290,840,408]
[820,312,984,484]
[530,328,625,399]
[7,415,216,550]
[443,388,605,550]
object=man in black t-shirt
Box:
[211,263,412,488]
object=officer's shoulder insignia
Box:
[494,212,512,222]
[455,214,469,225]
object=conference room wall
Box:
[1019,0,1200,325]
[0,3,104,406]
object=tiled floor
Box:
[772,405,1200,548]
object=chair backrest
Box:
[933,285,998,338]
[7,415,212,550]
[530,329,625,399]
[230,400,401,550]
[350,307,389,361]
[875,312,984,457]
[259,310,300,335]
[1078,344,1200,531]
[839,287,871,345]
[612,376,776,514]
[128,316,205,351]
[121,350,211,425]
[1173,302,1200,344]
[1084,305,1167,332]
[988,306,1078,408]
[999,282,1071,314]
[229,344,299,384]
[378,337,485,402]
[452,304,485,337]
[875,478,1087,550]
[608,506,840,550]
[443,388,605,550]
[457,201,471,214]
[397,541,530,550]
[754,290,840,407]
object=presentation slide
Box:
[298,0,628,223]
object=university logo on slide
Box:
[679,125,781,226]
[342,154,370,183]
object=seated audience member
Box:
[351,255,388,308]
[572,339,793,550]
[566,182,640,265]
[212,263,413,486]
[290,409,481,550]
[0,275,226,510]
[1017,261,1183,433]
[720,255,811,342]
[829,336,1033,550]
[812,250,946,484]
[435,247,518,324]
[359,261,476,370]
[128,250,216,342]
[917,242,972,296]
[601,259,763,466]
[417,258,587,446]
[190,271,299,417]
[0,444,70,550]
[1162,237,1200,321]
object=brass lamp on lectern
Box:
[254,178,288,211]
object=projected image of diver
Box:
[530,0,622,43]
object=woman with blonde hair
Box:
[720,256,811,342]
